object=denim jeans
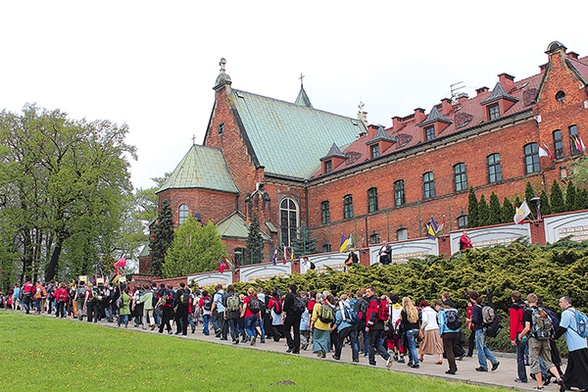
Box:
[368,328,390,365]
[516,339,528,381]
[475,329,497,369]
[202,314,210,335]
[228,318,239,342]
[118,314,128,327]
[405,329,420,365]
[245,315,259,339]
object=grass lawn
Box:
[0,311,508,391]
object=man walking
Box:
[365,286,393,368]
[555,296,588,391]
[283,284,303,354]
[470,291,500,372]
[509,291,527,383]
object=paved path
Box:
[89,317,565,391]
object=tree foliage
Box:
[291,224,318,257]
[149,199,174,276]
[162,217,227,278]
[566,180,578,212]
[502,198,515,223]
[477,194,489,226]
[467,187,478,228]
[0,104,135,284]
[488,192,502,225]
[525,181,536,202]
[550,180,565,214]
[245,213,264,264]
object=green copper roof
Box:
[138,243,150,258]
[157,144,238,194]
[216,212,271,240]
[231,88,364,179]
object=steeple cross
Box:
[299,73,305,87]
[219,58,226,73]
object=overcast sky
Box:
[2,1,587,190]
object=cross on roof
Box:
[219,58,226,73]
[192,134,196,145]
[299,73,305,87]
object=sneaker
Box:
[514,378,527,383]
[411,364,420,369]
[332,355,340,360]
[250,337,256,346]
[532,387,543,391]
[407,362,414,367]
[491,361,500,371]
[386,357,393,368]
[475,367,488,372]
[353,359,359,363]
[445,370,456,375]
[397,357,405,363]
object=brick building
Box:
[140,41,588,273]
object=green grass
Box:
[0,312,508,391]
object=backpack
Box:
[292,294,306,313]
[445,309,463,330]
[226,294,241,312]
[77,287,86,300]
[203,297,212,311]
[355,297,369,321]
[273,299,282,314]
[248,297,261,313]
[573,309,588,338]
[531,307,553,340]
[343,305,360,325]
[379,299,390,322]
[182,289,191,305]
[481,305,497,326]
[318,303,334,323]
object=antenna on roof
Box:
[450,81,465,104]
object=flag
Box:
[427,216,443,239]
[224,257,235,272]
[437,216,445,236]
[541,142,555,160]
[272,249,278,266]
[514,200,531,224]
[283,246,288,264]
[538,146,549,158]
[217,259,226,273]
[339,234,349,253]
[572,134,586,154]
[348,232,358,250]
[426,223,436,240]
[290,248,295,260]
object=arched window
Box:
[397,228,408,241]
[423,172,435,199]
[343,194,353,219]
[553,130,563,159]
[457,215,468,230]
[369,232,381,244]
[178,204,189,225]
[524,143,540,174]
[570,125,581,156]
[321,201,330,224]
[454,163,467,192]
[280,198,298,247]
[487,153,502,183]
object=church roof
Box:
[157,144,238,194]
[231,88,363,179]
[215,212,271,240]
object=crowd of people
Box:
[2,280,587,391]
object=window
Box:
[487,153,502,183]
[324,160,333,174]
[343,194,353,219]
[488,103,500,120]
[323,244,332,253]
[367,188,378,213]
[397,228,408,241]
[234,247,245,267]
[553,130,564,159]
[454,163,467,192]
[425,126,435,141]
[369,232,381,244]
[218,122,225,136]
[556,91,566,102]
[457,215,468,230]
[370,144,380,159]
[524,143,540,174]
[394,180,405,206]
[178,204,189,225]
[423,172,435,199]
[570,125,581,156]
[321,201,330,224]
[280,198,298,247]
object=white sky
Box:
[1,1,587,190]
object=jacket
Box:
[509,301,526,341]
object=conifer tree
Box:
[525,181,536,203]
[502,198,515,223]
[245,212,264,264]
[566,180,577,212]
[149,199,174,276]
[513,196,522,212]
[578,188,588,210]
[477,194,489,227]
[550,180,565,213]
[467,187,478,228]
[539,189,551,216]
[488,192,502,225]
[291,224,318,256]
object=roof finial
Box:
[358,101,365,111]
[192,134,196,145]
[299,73,305,87]
[219,58,227,73]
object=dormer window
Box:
[425,126,435,141]
[488,104,500,120]
[370,144,380,158]
[324,160,332,174]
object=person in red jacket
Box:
[510,291,527,383]
[22,281,34,314]
[54,283,69,318]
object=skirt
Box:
[418,329,443,355]
[312,328,331,353]
[563,348,588,389]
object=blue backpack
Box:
[343,306,360,325]
[573,309,588,338]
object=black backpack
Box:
[248,297,261,313]
[292,294,306,313]
[182,289,191,305]
[445,309,463,330]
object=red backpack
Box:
[379,299,390,322]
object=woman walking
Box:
[418,300,443,365]
[310,293,332,358]
[401,297,421,368]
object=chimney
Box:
[476,86,489,96]
[539,63,548,72]
[414,108,426,124]
[440,98,452,114]
[392,116,403,130]
[568,51,580,60]
[367,124,379,139]
[457,93,469,105]
[498,73,515,92]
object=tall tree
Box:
[565,180,578,212]
[488,192,502,225]
[550,180,565,214]
[477,194,489,227]
[245,212,264,264]
[467,187,478,228]
[149,199,174,276]
[539,189,551,216]
[291,224,318,257]
[525,181,536,203]
[162,217,226,277]
[502,198,515,223]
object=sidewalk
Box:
[88,316,562,392]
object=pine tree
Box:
[513,196,522,211]
[566,180,577,212]
[502,198,515,223]
[488,192,502,225]
[291,224,318,256]
[467,187,478,228]
[477,194,489,227]
[550,180,565,213]
[245,212,264,264]
[525,181,536,203]
[539,189,551,216]
[149,199,174,276]
[578,188,588,210]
